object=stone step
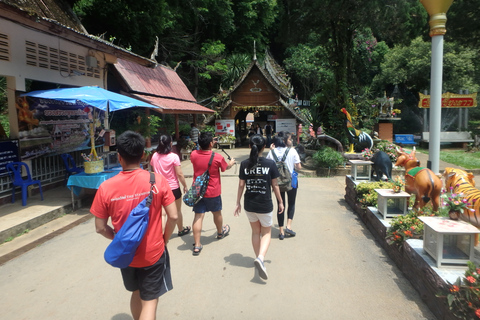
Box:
[0,186,91,244]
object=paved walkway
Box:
[0,146,439,319]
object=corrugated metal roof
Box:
[2,0,86,33]
[133,94,214,114]
[115,59,196,102]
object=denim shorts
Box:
[193,195,222,213]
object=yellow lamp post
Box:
[419,0,454,174]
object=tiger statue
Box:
[443,167,480,227]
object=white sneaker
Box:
[254,258,268,280]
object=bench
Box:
[422,131,474,148]
[394,134,416,145]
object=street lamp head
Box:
[420,0,454,37]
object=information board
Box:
[0,140,19,176]
[215,119,235,136]
[275,119,297,134]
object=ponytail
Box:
[247,134,266,170]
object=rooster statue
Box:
[340,108,373,153]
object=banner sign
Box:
[275,119,297,134]
[0,140,19,176]
[232,105,283,112]
[418,92,477,108]
[16,95,105,160]
[215,119,235,136]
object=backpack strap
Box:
[145,172,156,207]
[281,148,291,162]
[271,150,279,162]
[207,152,215,169]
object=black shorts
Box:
[121,249,173,301]
[172,188,182,200]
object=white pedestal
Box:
[375,189,410,219]
[419,216,480,268]
[348,160,372,181]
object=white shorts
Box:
[245,210,273,227]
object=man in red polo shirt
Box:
[190,132,235,255]
[91,131,178,320]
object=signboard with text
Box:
[0,140,19,176]
[215,119,235,136]
[418,92,477,108]
[16,95,105,160]
[275,119,297,134]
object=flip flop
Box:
[216,224,230,239]
[192,245,203,256]
[178,226,191,236]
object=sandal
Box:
[192,245,203,256]
[216,224,230,239]
[178,226,191,237]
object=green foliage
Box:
[312,147,344,168]
[74,0,166,57]
[416,147,480,170]
[371,141,398,162]
[200,125,216,134]
[439,261,480,319]
[385,212,424,246]
[284,41,334,99]
[222,54,251,88]
[179,123,191,136]
[355,180,395,207]
[374,37,480,93]
[188,40,228,81]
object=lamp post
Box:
[420,0,453,174]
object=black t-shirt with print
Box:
[239,157,279,213]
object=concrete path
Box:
[0,146,436,319]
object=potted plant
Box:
[442,187,473,220]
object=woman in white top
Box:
[266,131,302,240]
[150,134,191,236]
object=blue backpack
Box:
[104,172,155,268]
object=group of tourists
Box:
[90,128,301,320]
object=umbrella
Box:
[20,86,158,112]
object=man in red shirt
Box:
[190,132,235,255]
[91,131,178,320]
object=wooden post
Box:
[175,114,180,141]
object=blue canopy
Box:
[20,86,158,111]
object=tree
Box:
[74,0,167,57]
[374,37,479,94]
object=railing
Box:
[0,147,102,197]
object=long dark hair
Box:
[273,131,290,148]
[247,134,265,170]
[156,135,172,154]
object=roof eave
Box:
[0,2,156,67]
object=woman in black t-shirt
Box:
[234,134,284,281]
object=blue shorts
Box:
[193,196,222,213]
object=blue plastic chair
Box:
[61,153,84,184]
[6,162,44,206]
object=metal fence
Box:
[0,147,103,197]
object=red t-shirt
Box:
[190,150,228,198]
[90,169,175,268]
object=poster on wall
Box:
[0,140,19,176]
[16,95,105,160]
[215,119,235,136]
[275,119,297,134]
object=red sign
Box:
[418,92,477,108]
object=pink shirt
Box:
[150,152,181,190]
